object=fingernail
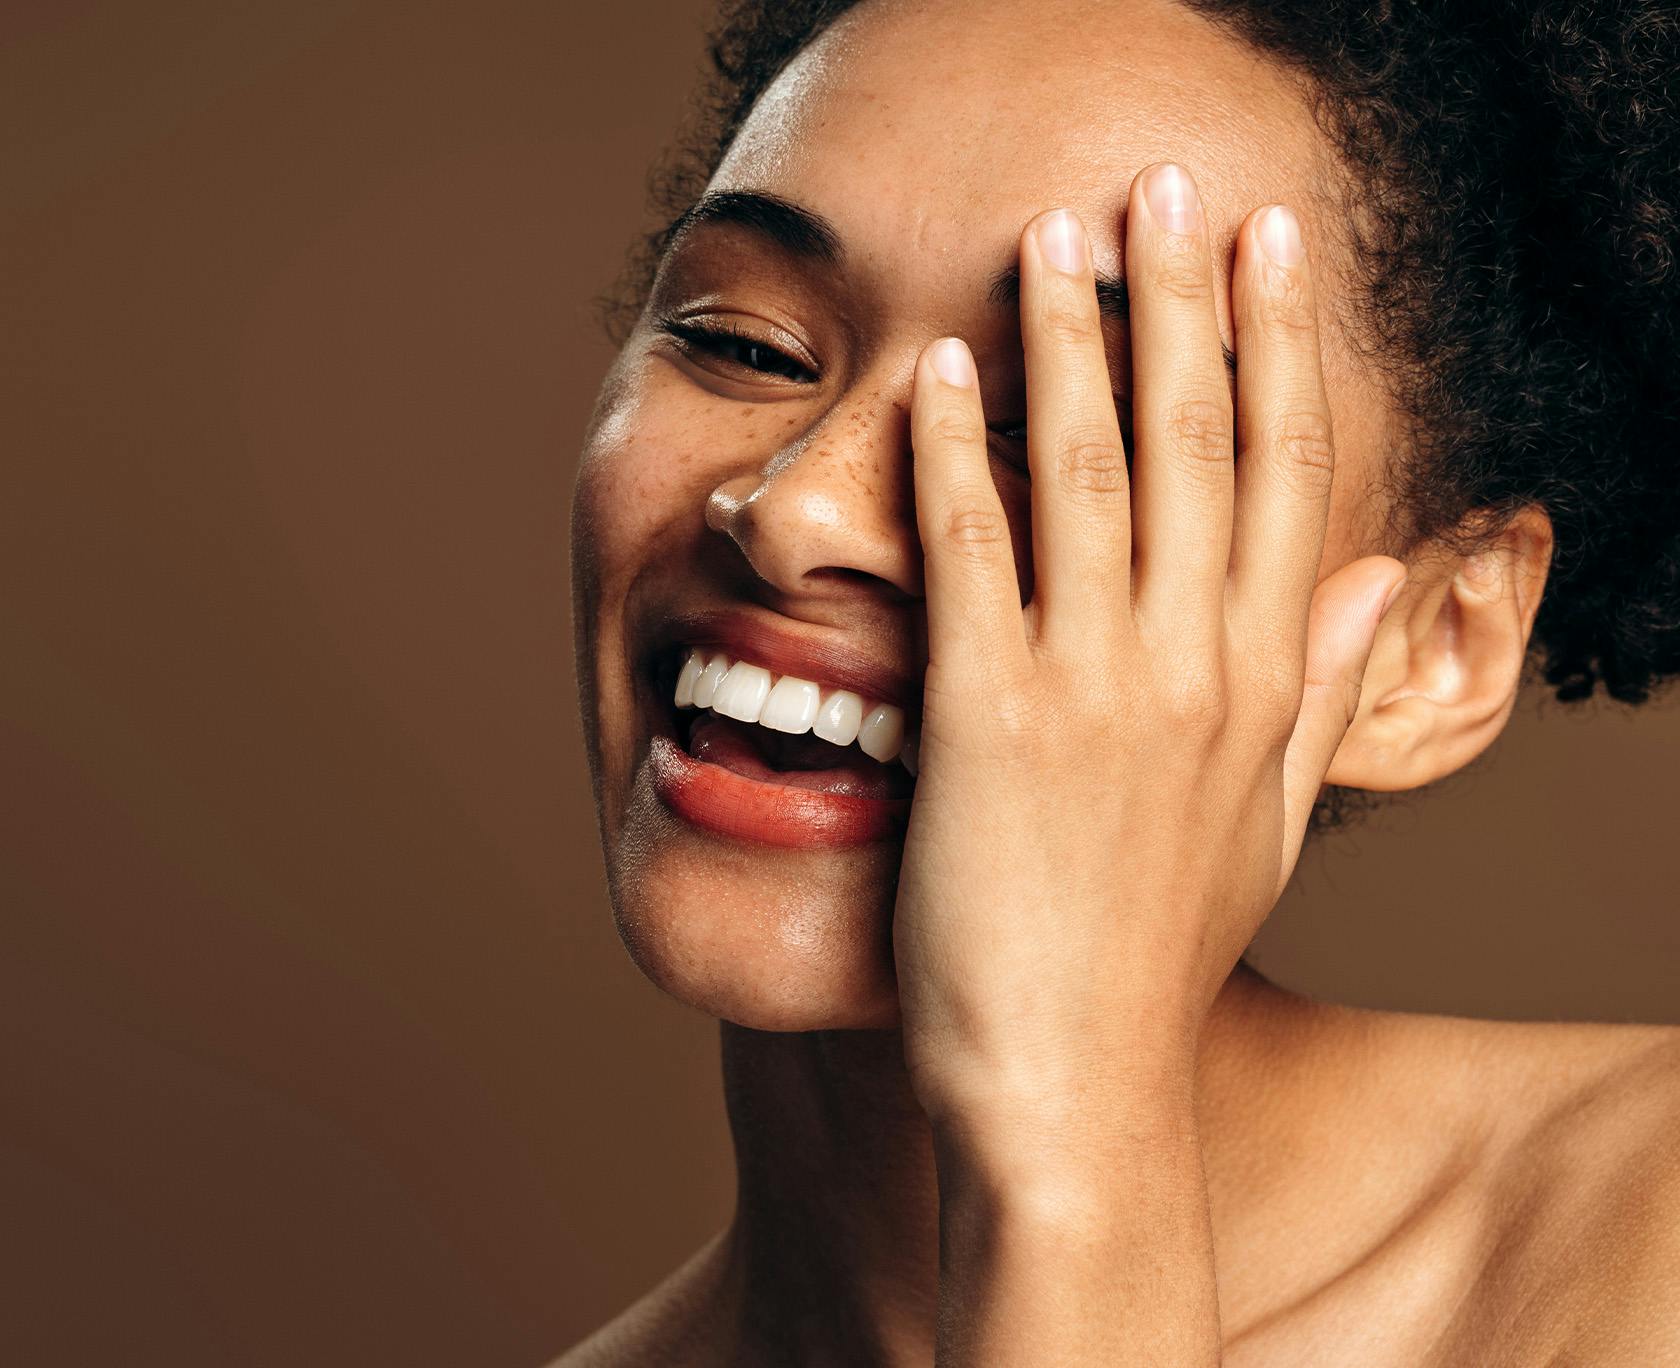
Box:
[1258,204,1303,266]
[929,337,976,388]
[1036,209,1087,273]
[1145,163,1201,234]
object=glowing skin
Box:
[564,2,1678,1365]
[572,0,1399,1032]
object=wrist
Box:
[926,1059,1201,1201]
[908,1000,1202,1146]
[929,1096,1211,1311]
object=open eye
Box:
[660,319,819,383]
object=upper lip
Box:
[652,606,920,713]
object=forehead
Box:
[711,0,1333,298]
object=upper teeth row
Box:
[674,647,920,775]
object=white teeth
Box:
[672,646,918,776]
[690,651,731,709]
[674,648,705,708]
[813,688,863,746]
[761,675,820,733]
[900,728,919,777]
[713,661,772,723]
[857,702,905,763]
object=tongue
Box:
[686,712,912,800]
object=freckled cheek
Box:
[575,370,759,574]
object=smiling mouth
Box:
[646,644,918,847]
[681,709,915,799]
[673,645,917,800]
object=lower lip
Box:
[649,735,912,848]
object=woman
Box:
[564,0,1680,1361]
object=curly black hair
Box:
[606,0,1680,708]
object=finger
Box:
[1125,162,1235,631]
[1276,555,1408,894]
[1228,203,1336,625]
[912,337,1030,676]
[1019,207,1132,648]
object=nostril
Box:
[806,567,878,589]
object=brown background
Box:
[2,3,1674,1365]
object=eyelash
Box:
[660,319,818,383]
[656,317,1119,458]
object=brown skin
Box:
[564,0,1680,1362]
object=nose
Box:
[705,386,924,602]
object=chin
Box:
[604,779,907,1031]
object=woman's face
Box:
[572,0,1395,1030]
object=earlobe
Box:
[1324,506,1554,792]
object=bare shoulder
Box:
[1320,1002,1680,1363]
[547,1230,737,1368]
[1464,1020,1680,1363]
[1523,1024,1680,1361]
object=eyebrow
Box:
[662,189,843,264]
[989,265,1238,379]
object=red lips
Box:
[641,603,920,847]
[650,735,911,848]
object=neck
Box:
[714,964,1302,1366]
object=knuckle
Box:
[933,668,1039,757]
[926,657,1033,734]
[1056,430,1129,495]
[1153,235,1212,302]
[1165,688,1228,736]
[1158,660,1228,732]
[1039,297,1101,347]
[1259,269,1317,336]
[927,411,985,449]
[988,684,1040,745]
[1269,408,1336,490]
[941,497,1010,548]
[1299,671,1364,736]
[1164,397,1235,467]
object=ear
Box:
[1326,505,1554,792]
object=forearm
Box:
[929,1077,1221,1366]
